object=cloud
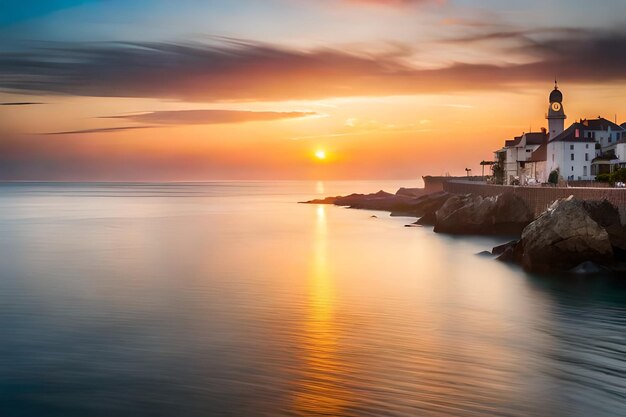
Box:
[1,101,44,105]
[104,109,318,125]
[1,31,626,102]
[44,126,154,135]
[440,27,582,45]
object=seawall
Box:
[440,179,626,216]
[422,175,484,193]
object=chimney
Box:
[541,127,547,135]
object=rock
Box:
[416,210,437,226]
[518,197,614,272]
[303,189,452,218]
[433,193,533,235]
[476,251,493,257]
[395,187,429,198]
[370,215,378,218]
[582,199,626,253]
[496,246,516,263]
[397,191,454,222]
[569,261,608,274]
[492,240,519,256]
[301,190,414,212]
[415,191,452,214]
[299,196,341,204]
[343,191,416,212]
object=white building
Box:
[495,131,547,185]
[546,123,596,181]
[495,82,626,184]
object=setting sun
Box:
[315,150,327,160]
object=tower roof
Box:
[550,82,563,103]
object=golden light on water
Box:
[291,205,354,415]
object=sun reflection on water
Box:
[291,205,354,415]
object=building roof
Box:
[524,132,548,145]
[503,131,546,148]
[549,122,597,143]
[580,117,624,131]
[505,135,522,147]
[529,141,547,162]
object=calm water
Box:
[1,181,625,417]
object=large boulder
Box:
[518,197,614,272]
[433,193,533,235]
[582,200,626,254]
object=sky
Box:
[1,0,626,180]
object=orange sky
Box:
[1,0,626,180]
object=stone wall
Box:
[443,180,626,216]
[568,180,611,188]
[423,176,485,193]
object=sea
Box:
[0,181,625,417]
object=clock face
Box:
[551,102,561,112]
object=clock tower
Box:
[546,80,566,140]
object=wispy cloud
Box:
[44,126,154,135]
[104,109,318,125]
[1,31,626,102]
[1,102,44,106]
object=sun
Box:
[315,150,326,160]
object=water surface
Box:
[1,181,625,416]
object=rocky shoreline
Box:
[301,188,626,274]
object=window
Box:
[584,166,588,176]
[571,153,575,161]
[586,144,589,149]
[570,145,574,150]
[571,166,574,172]
[585,153,589,161]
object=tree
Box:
[492,162,504,185]
[548,169,559,185]
[610,168,626,184]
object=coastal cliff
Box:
[302,187,626,274]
